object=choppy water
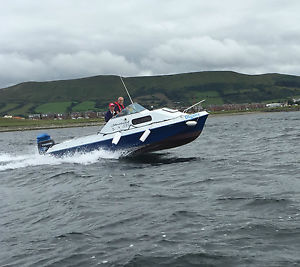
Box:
[0,111,300,267]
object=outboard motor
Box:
[37,133,55,154]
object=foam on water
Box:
[1,112,300,266]
[0,149,124,171]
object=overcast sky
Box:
[1,0,300,88]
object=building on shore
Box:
[28,114,41,120]
[266,103,283,108]
[208,103,266,112]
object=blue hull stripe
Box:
[50,115,208,157]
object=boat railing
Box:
[183,99,205,113]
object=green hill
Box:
[1,71,300,116]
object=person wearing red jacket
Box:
[114,97,125,114]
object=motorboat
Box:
[37,102,209,157]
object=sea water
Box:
[0,111,299,266]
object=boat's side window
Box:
[132,115,152,125]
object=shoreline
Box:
[0,122,104,133]
[209,110,268,117]
[0,109,299,133]
[209,107,300,117]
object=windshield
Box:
[116,103,148,117]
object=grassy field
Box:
[0,103,20,114]
[9,103,35,116]
[0,117,104,132]
[72,101,97,112]
[35,102,73,113]
[1,71,300,116]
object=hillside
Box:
[1,71,300,116]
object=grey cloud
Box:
[1,0,300,88]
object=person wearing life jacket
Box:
[114,97,125,114]
[105,103,116,122]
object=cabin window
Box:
[132,115,152,125]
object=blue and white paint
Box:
[39,103,209,157]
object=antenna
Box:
[120,76,134,105]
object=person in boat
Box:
[105,103,116,122]
[114,97,125,114]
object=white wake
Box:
[0,149,124,172]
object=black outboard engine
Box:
[37,133,55,154]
